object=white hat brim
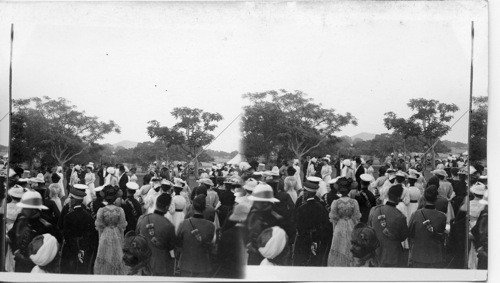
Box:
[247,195,280,203]
[17,203,48,210]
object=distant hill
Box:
[113,140,138,149]
[351,132,377,141]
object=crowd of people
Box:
[0,151,488,278]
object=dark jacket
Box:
[61,205,99,274]
[176,214,215,274]
[137,212,176,276]
[8,212,61,272]
[408,205,447,264]
[215,224,248,278]
[355,189,377,223]
[293,197,330,266]
[118,173,129,199]
[246,206,284,265]
[367,202,408,267]
[122,196,143,234]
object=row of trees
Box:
[241,90,487,166]
[10,98,226,176]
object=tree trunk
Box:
[431,148,436,170]
[193,156,199,179]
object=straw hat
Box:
[342,159,351,167]
[106,167,116,175]
[247,183,279,203]
[8,184,25,198]
[431,169,447,177]
[470,182,486,196]
[16,191,48,210]
[243,178,259,192]
[197,178,214,187]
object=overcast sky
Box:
[0,1,488,153]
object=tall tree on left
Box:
[11,96,120,168]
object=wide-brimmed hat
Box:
[229,203,251,222]
[74,165,81,171]
[248,183,279,203]
[126,182,139,190]
[161,179,173,186]
[243,178,259,192]
[17,191,48,210]
[30,173,45,183]
[431,169,447,177]
[239,162,251,171]
[197,178,214,187]
[323,157,331,163]
[270,166,280,176]
[94,185,105,192]
[86,163,94,170]
[470,182,486,195]
[407,173,418,180]
[100,185,123,202]
[395,171,407,178]
[360,174,374,182]
[199,173,210,179]
[8,184,26,198]
[310,157,317,163]
[479,190,488,205]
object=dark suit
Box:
[355,189,377,223]
[216,224,248,278]
[61,205,98,274]
[368,202,408,267]
[122,196,143,234]
[408,205,446,267]
[293,197,330,266]
[97,168,107,186]
[118,173,129,199]
[355,165,365,189]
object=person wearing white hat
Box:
[341,159,355,180]
[306,158,317,178]
[471,189,488,270]
[69,164,81,188]
[122,182,143,234]
[60,186,98,275]
[469,182,486,228]
[292,159,303,190]
[284,166,300,204]
[257,226,289,266]
[28,233,60,273]
[293,181,330,266]
[320,158,333,184]
[355,174,376,224]
[246,183,285,265]
[4,185,26,272]
[432,169,455,202]
[84,165,96,205]
[7,190,61,273]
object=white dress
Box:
[293,165,302,189]
[84,172,96,205]
[321,165,332,183]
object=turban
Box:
[258,226,287,260]
[29,234,58,267]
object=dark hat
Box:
[303,181,319,192]
[155,193,172,212]
[100,185,122,203]
[51,173,61,183]
[193,194,207,212]
[424,185,439,203]
[388,184,404,199]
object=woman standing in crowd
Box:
[48,173,64,212]
[84,163,96,206]
[327,177,361,267]
[94,185,127,275]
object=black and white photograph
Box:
[0,0,493,282]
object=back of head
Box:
[51,173,61,183]
[427,176,440,188]
[155,193,172,212]
[286,166,296,176]
[378,166,387,176]
[193,194,207,213]
[196,184,208,196]
[424,185,439,203]
[388,184,404,201]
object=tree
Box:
[242,90,357,162]
[11,96,120,168]
[147,107,223,177]
[470,96,487,162]
[384,98,458,169]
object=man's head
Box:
[155,193,172,213]
[387,184,404,203]
[193,194,206,213]
[424,185,439,204]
